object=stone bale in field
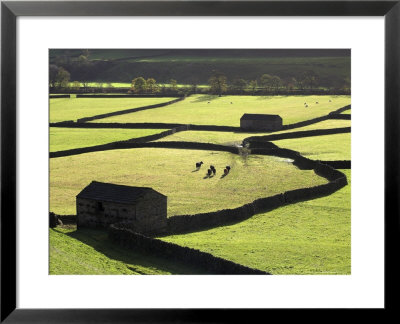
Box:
[76,181,167,235]
[240,114,283,131]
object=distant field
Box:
[50,227,206,274]
[50,128,168,152]
[155,119,351,146]
[93,95,351,126]
[272,133,351,161]
[160,170,351,275]
[50,148,327,215]
[66,82,209,89]
[49,97,174,123]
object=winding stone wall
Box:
[108,223,269,275]
[76,97,185,123]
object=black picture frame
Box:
[1,0,399,322]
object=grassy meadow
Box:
[50,227,206,274]
[50,148,327,216]
[50,128,168,152]
[154,119,351,146]
[160,170,351,275]
[49,91,351,275]
[49,97,174,123]
[92,95,351,126]
[272,133,351,161]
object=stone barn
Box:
[76,181,167,234]
[240,114,283,131]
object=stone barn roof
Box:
[76,181,165,205]
[240,114,282,121]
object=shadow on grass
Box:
[54,228,207,274]
[191,95,218,103]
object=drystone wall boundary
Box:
[76,94,185,98]
[328,114,351,120]
[108,223,269,274]
[76,97,185,123]
[50,95,70,99]
[50,140,238,158]
[244,127,351,143]
[166,147,347,235]
[50,139,348,272]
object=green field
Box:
[272,133,351,161]
[160,170,351,275]
[50,97,174,123]
[92,95,351,126]
[341,110,351,114]
[155,119,351,146]
[50,128,168,152]
[50,148,327,215]
[50,227,206,274]
[49,92,351,275]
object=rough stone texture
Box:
[108,223,269,275]
[240,114,283,131]
[77,189,167,235]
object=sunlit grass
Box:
[50,148,327,215]
[93,95,351,126]
[50,127,168,152]
[160,170,351,275]
[50,97,174,123]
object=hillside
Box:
[49,49,350,88]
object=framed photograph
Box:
[1,0,399,322]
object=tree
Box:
[131,77,147,93]
[271,75,282,92]
[231,78,247,93]
[248,80,258,95]
[169,79,178,92]
[55,67,70,89]
[81,81,90,92]
[71,81,81,91]
[208,71,227,96]
[49,64,59,88]
[285,77,297,91]
[146,78,158,93]
[302,71,319,90]
[260,74,273,93]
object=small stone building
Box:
[240,114,283,131]
[76,181,167,234]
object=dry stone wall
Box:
[77,97,185,123]
[108,223,269,274]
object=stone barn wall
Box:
[77,193,167,234]
[240,119,282,131]
[133,192,167,234]
[77,198,136,229]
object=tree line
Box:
[49,59,350,95]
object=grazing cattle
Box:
[226,166,231,172]
[207,169,212,176]
[305,104,308,108]
[329,99,332,102]
[223,168,229,175]
[208,102,210,104]
[230,102,233,104]
[196,161,204,168]
[212,168,216,175]
[316,102,319,104]
[210,165,215,171]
